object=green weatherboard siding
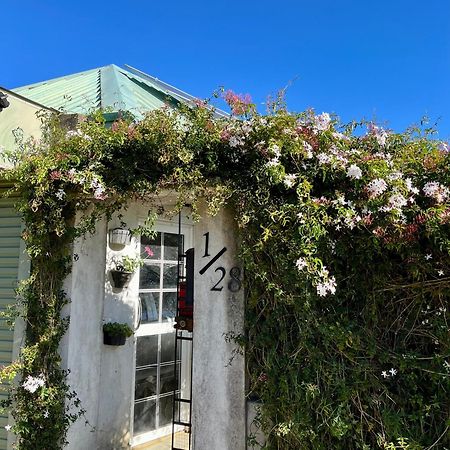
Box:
[0,195,23,449]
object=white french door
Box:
[132,222,191,446]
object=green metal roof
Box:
[12,64,219,119]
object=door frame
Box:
[130,215,193,448]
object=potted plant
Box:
[103,322,134,346]
[110,255,143,289]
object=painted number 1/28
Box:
[200,232,242,292]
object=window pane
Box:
[163,264,178,288]
[134,398,156,435]
[160,364,177,394]
[141,232,161,260]
[159,394,175,427]
[136,335,158,367]
[135,367,157,400]
[139,264,160,289]
[164,233,183,261]
[160,332,176,363]
[139,293,159,324]
[162,292,177,321]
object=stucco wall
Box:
[63,201,247,449]
[192,205,246,450]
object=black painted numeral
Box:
[211,267,226,291]
[228,267,242,292]
[203,232,210,257]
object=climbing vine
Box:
[0,94,449,449]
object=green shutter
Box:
[0,196,23,449]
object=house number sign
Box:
[199,232,242,293]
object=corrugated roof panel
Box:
[13,68,101,113]
[12,65,179,117]
[12,64,228,120]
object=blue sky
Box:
[2,0,450,138]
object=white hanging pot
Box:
[109,228,131,246]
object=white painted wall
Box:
[62,200,247,449]
[192,205,246,450]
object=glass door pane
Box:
[133,230,184,439]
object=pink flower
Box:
[258,372,268,382]
[144,246,154,257]
[367,123,389,146]
[49,170,62,180]
[223,90,252,115]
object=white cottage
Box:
[1,66,262,450]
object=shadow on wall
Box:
[95,244,138,449]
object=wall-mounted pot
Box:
[110,270,132,289]
[109,228,131,246]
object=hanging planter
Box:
[110,255,143,289]
[109,227,131,246]
[103,322,133,346]
[110,270,133,288]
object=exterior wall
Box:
[63,201,247,450]
[0,90,48,167]
[192,205,246,450]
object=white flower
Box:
[332,131,350,141]
[405,178,419,195]
[368,124,388,146]
[66,129,92,140]
[387,193,407,211]
[389,368,397,376]
[22,374,45,393]
[66,130,81,138]
[313,112,331,131]
[4,425,11,431]
[295,257,307,270]
[381,371,388,378]
[93,186,107,200]
[43,410,49,418]
[55,189,66,200]
[425,254,432,260]
[316,276,336,297]
[284,174,297,188]
[316,283,328,297]
[270,144,281,158]
[266,158,280,168]
[346,164,362,180]
[303,142,313,159]
[423,182,449,203]
[317,153,330,165]
[325,277,336,295]
[241,123,252,135]
[228,136,240,148]
[367,178,388,198]
[438,270,444,276]
[388,171,403,181]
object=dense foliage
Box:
[1,95,449,449]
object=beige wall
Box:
[0,90,48,167]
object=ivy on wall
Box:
[0,95,449,449]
